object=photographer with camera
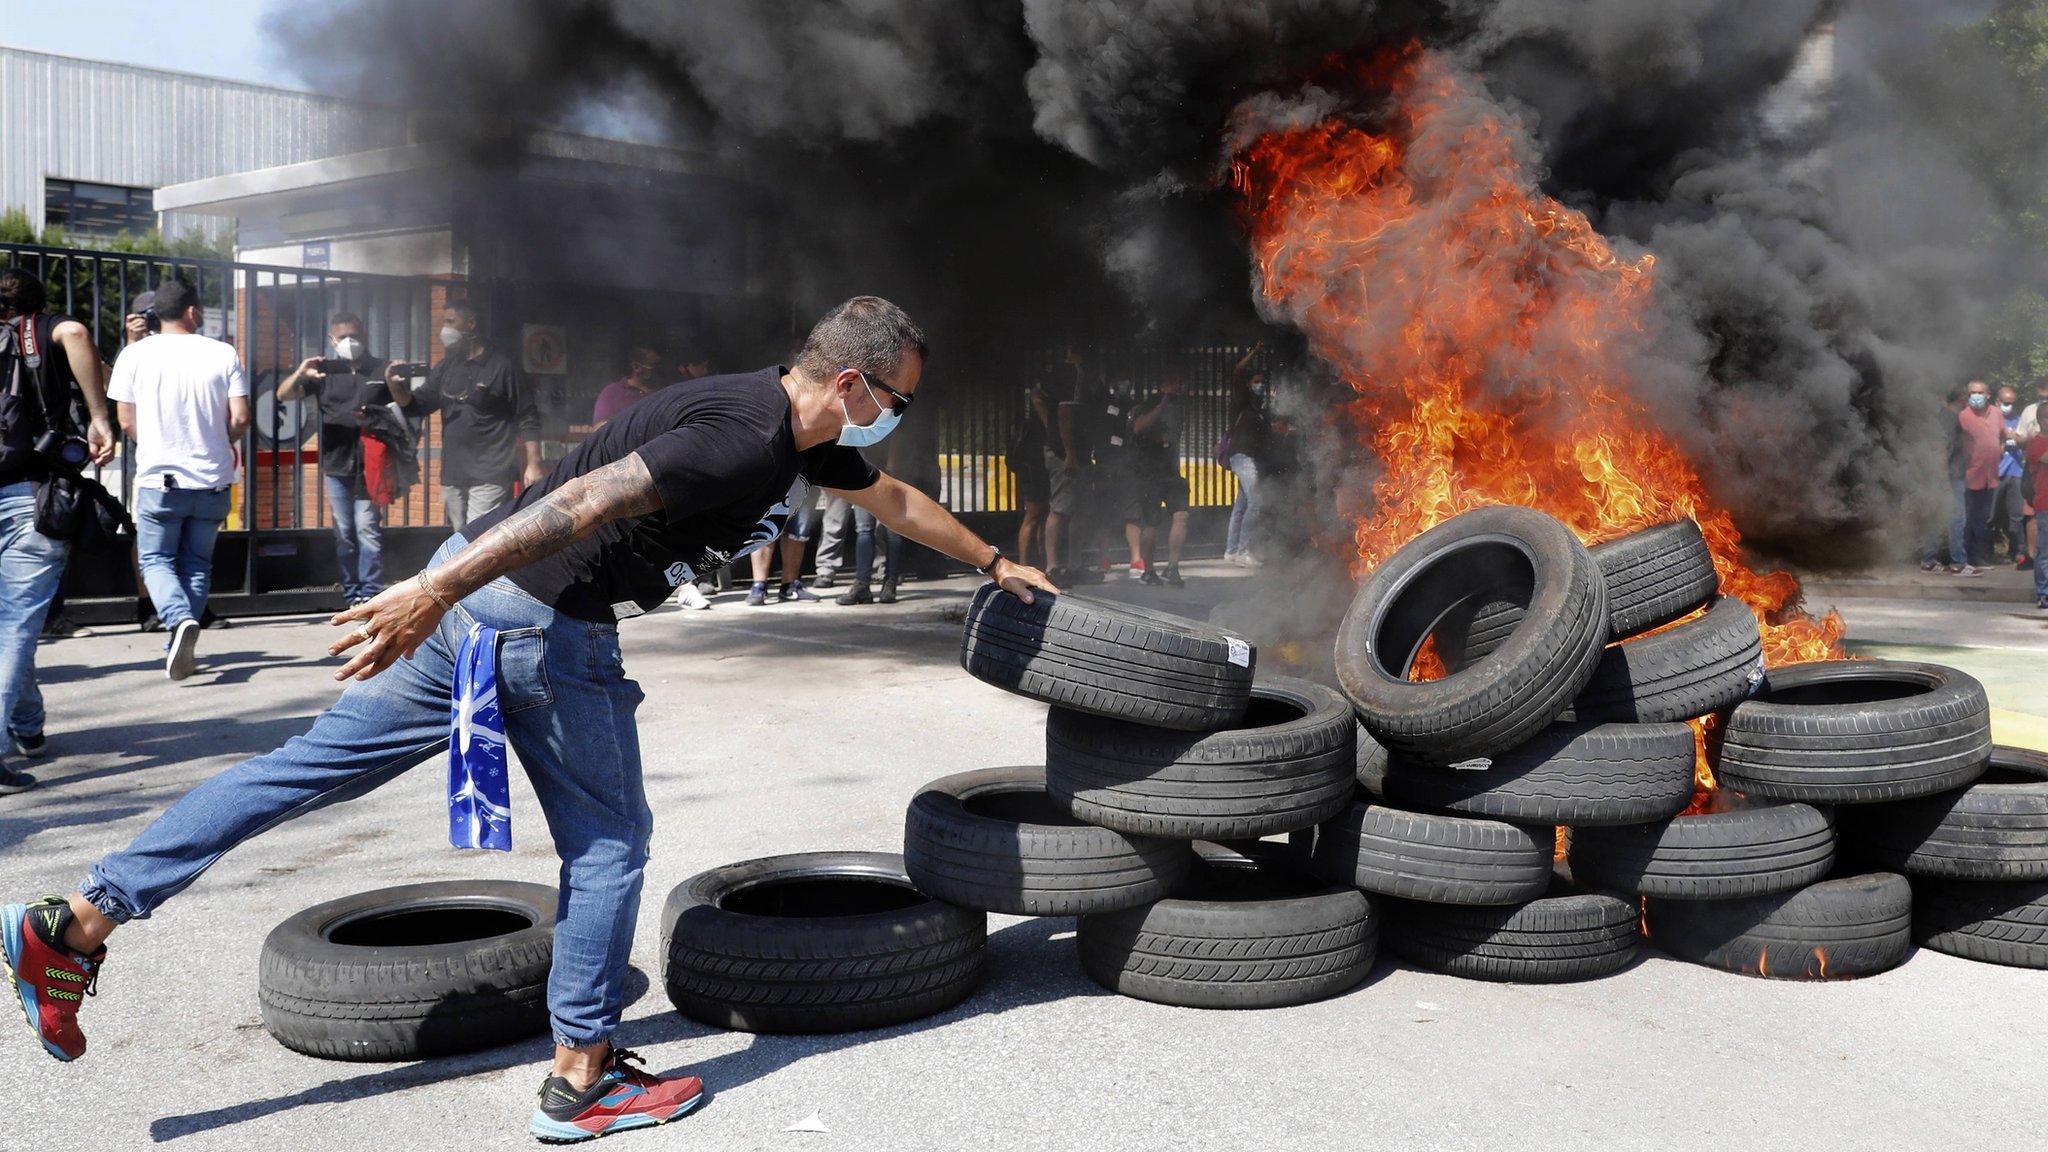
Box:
[278,312,407,606]
[409,300,541,530]
[0,267,117,795]
[106,278,250,683]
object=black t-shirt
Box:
[301,356,391,477]
[1130,392,1183,472]
[413,350,537,486]
[464,366,879,622]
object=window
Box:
[44,179,156,239]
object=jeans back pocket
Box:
[495,627,553,713]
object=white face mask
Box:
[439,325,465,350]
[333,337,364,361]
[2000,402,2015,415]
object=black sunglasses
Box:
[856,369,915,416]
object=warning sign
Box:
[521,324,568,375]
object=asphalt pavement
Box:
[1,563,2043,1152]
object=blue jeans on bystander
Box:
[0,481,68,773]
[135,485,230,629]
[80,534,652,1048]
[323,473,385,601]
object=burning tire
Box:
[961,585,1255,731]
[1715,660,1992,804]
[1076,842,1377,1009]
[902,766,1195,915]
[661,852,985,1033]
[258,881,555,1061]
[1914,878,2048,969]
[1388,877,1640,983]
[1337,506,1608,766]
[1045,676,1355,839]
[1837,747,2048,881]
[1359,720,1696,827]
[1566,794,1835,900]
[1439,518,1718,664]
[1643,872,1913,980]
[1564,597,1765,725]
[1306,795,1553,905]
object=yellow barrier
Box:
[940,454,1238,513]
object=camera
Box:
[33,430,89,474]
[388,361,427,379]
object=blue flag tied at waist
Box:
[449,621,513,851]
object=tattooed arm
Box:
[326,453,662,681]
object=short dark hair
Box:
[153,277,199,320]
[330,311,364,330]
[0,267,46,314]
[445,299,479,324]
[793,296,927,382]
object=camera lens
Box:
[59,440,88,467]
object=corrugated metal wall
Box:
[0,47,410,239]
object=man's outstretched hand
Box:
[328,576,448,682]
[992,558,1059,605]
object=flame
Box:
[1231,51,1844,802]
[1815,948,1829,979]
[1757,949,1771,979]
[1232,52,1846,677]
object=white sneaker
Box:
[166,619,200,681]
[1238,553,1264,569]
[1126,564,1147,581]
[674,584,712,610]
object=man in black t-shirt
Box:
[1125,371,1191,586]
[410,300,541,530]
[278,311,404,605]
[15,297,1055,1142]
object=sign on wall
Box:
[522,323,567,375]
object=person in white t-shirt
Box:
[106,279,250,681]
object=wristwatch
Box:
[976,545,1003,575]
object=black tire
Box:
[1045,676,1355,839]
[1337,506,1608,766]
[1076,842,1377,1009]
[1388,877,1640,982]
[961,585,1254,731]
[1914,878,2048,968]
[1566,794,1835,900]
[1366,721,1696,827]
[902,766,1195,915]
[1306,796,1553,905]
[258,880,555,1061]
[1838,747,2048,881]
[1643,872,1912,979]
[1716,660,1992,804]
[1438,519,1719,661]
[661,852,985,1034]
[1564,597,1765,724]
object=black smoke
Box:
[273,0,2038,563]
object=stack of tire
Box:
[938,586,1377,1009]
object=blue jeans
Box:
[1225,453,1261,555]
[0,481,68,769]
[851,506,902,585]
[82,534,652,1048]
[1922,476,1968,567]
[135,486,230,629]
[324,474,385,600]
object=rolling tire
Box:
[1337,506,1608,766]
[662,852,985,1034]
[258,881,555,1061]
[1076,843,1377,1009]
[1643,872,1912,980]
[1716,660,1992,804]
[1564,597,1765,724]
[1566,795,1835,900]
[1837,747,2048,881]
[1388,878,1640,983]
[902,765,1195,915]
[1305,796,1553,906]
[1366,721,1696,827]
[1913,878,2048,968]
[1046,676,1355,839]
[961,585,1254,731]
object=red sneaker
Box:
[1,898,106,1062]
[528,1048,705,1144]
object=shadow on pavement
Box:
[146,917,1104,1143]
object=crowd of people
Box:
[1922,377,2048,609]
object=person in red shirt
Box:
[1955,380,2014,575]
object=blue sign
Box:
[302,240,330,270]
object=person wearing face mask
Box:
[590,346,665,428]
[1992,384,2029,567]
[1953,379,2009,576]
[0,297,1056,1144]
[279,312,403,606]
[408,300,542,530]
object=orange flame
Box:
[1231,53,1845,675]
